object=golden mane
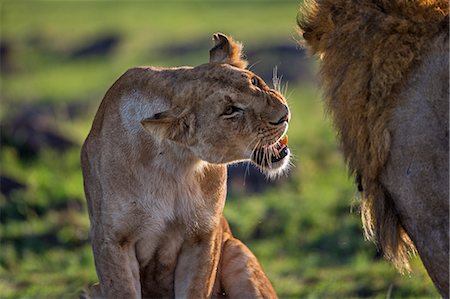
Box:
[298,0,448,271]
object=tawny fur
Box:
[298,0,448,296]
[81,33,290,299]
[210,33,249,69]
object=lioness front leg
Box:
[92,232,141,299]
[175,234,222,298]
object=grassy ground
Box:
[0,1,438,298]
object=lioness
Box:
[81,33,290,298]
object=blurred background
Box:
[0,1,438,298]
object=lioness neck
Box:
[152,139,209,177]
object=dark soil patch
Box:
[0,40,19,74]
[0,102,91,158]
[70,34,120,59]
[0,175,26,198]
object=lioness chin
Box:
[81,33,290,299]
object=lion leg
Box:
[91,231,141,299]
[214,217,278,299]
[79,283,103,299]
[218,236,278,299]
[174,232,222,298]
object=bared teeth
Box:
[271,145,289,163]
[275,135,288,151]
[280,135,288,146]
[252,135,289,167]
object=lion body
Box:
[298,0,449,296]
[81,34,290,298]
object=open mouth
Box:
[252,135,289,168]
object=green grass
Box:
[0,1,438,298]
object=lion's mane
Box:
[298,0,449,271]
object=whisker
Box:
[272,66,282,92]
[245,140,262,184]
[244,162,251,184]
[248,60,262,71]
[287,88,295,101]
[254,142,262,161]
[244,138,260,183]
[282,81,289,98]
[244,135,259,154]
[273,144,280,159]
[272,66,291,102]
[249,139,261,165]
[264,146,272,169]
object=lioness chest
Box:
[136,222,184,298]
[119,166,226,296]
[135,206,225,298]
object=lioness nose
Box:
[269,105,290,125]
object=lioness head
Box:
[141,33,290,177]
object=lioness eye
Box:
[223,105,243,116]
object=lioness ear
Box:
[141,111,195,144]
[209,33,248,69]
